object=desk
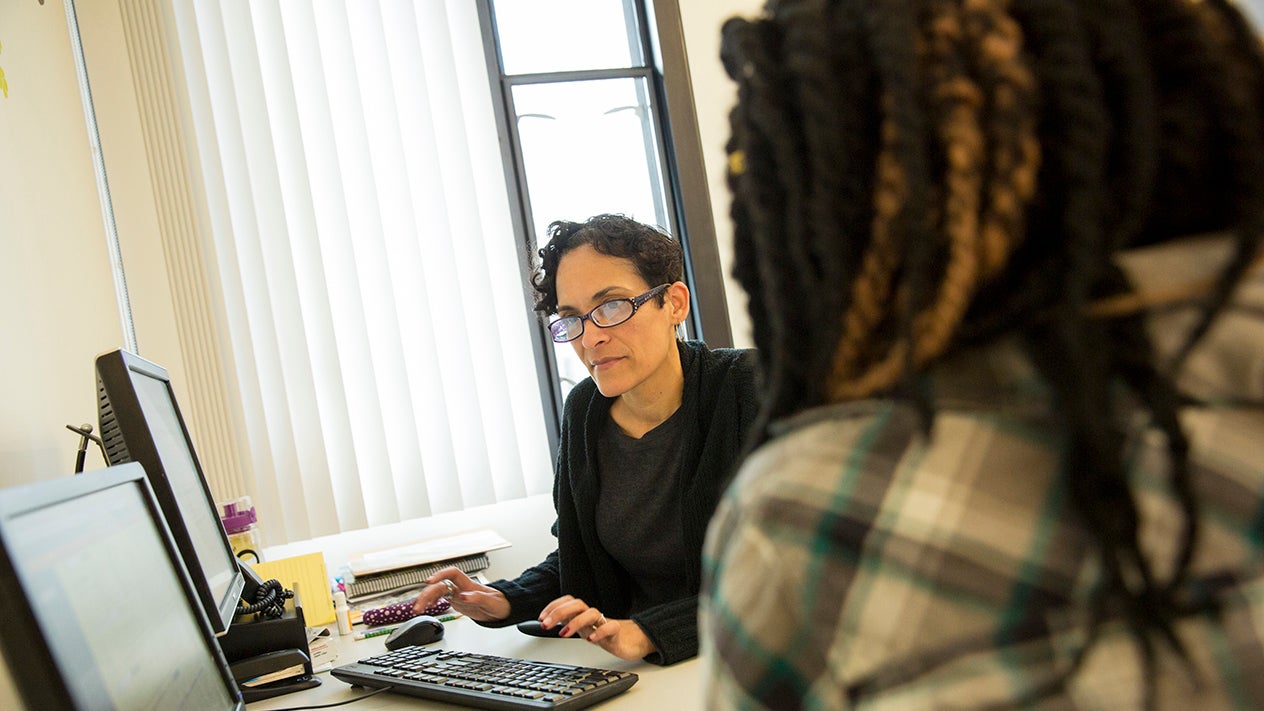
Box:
[250,614,701,710]
[251,494,703,709]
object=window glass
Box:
[493,0,644,75]
[512,77,671,401]
[514,78,668,241]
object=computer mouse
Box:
[384,615,445,650]
[518,619,568,637]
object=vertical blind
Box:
[167,0,553,543]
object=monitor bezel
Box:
[0,463,245,710]
[94,348,245,635]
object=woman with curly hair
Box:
[414,214,760,666]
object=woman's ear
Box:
[667,281,691,325]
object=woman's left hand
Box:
[538,595,655,661]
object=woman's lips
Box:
[590,356,622,371]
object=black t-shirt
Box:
[595,407,689,613]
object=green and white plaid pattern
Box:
[701,345,1264,710]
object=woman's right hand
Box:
[413,567,511,622]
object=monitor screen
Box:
[95,348,245,635]
[0,463,244,710]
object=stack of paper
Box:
[345,553,490,604]
[347,529,511,576]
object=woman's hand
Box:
[413,567,511,622]
[538,595,656,661]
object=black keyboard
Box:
[330,647,638,710]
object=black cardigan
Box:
[485,340,760,665]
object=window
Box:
[477,0,733,443]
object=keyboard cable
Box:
[265,685,390,710]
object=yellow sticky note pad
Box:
[250,552,335,627]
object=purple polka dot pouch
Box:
[361,598,450,627]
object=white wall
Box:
[0,0,192,493]
[1,0,122,485]
[0,1,186,705]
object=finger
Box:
[537,595,575,622]
[412,578,456,613]
[559,606,603,638]
[585,613,611,641]
[548,601,595,634]
[580,611,608,640]
[412,590,436,614]
[412,584,445,614]
[538,595,579,629]
[589,621,622,649]
[430,579,458,600]
[425,567,469,587]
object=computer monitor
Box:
[0,463,245,709]
[95,348,245,635]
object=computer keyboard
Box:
[330,647,638,710]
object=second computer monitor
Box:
[0,463,244,709]
[95,348,245,635]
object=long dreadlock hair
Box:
[723,0,1264,701]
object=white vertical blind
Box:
[167,0,553,543]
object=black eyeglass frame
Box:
[548,283,672,343]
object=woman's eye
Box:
[597,301,626,320]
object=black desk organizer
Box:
[219,588,321,703]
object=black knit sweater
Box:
[485,340,760,665]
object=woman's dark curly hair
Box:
[531,214,684,316]
[723,0,1264,703]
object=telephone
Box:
[219,560,321,702]
[235,559,292,621]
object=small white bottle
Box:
[334,591,352,636]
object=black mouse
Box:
[384,615,445,650]
[516,619,566,638]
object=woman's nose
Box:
[580,320,609,349]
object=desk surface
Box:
[251,615,702,710]
[252,494,703,709]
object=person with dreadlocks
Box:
[413,214,759,666]
[701,0,1264,707]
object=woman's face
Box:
[554,244,687,399]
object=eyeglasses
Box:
[548,284,671,343]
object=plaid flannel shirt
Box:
[701,336,1264,710]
